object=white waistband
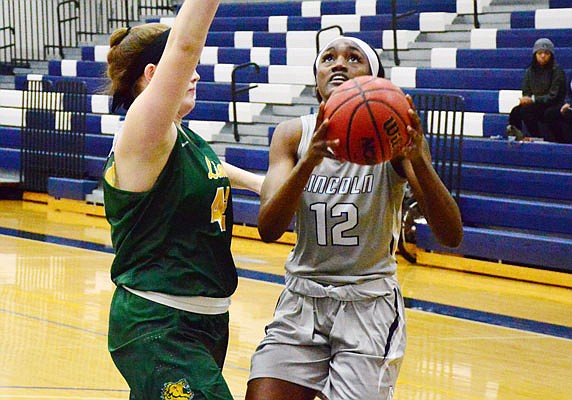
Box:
[123,286,231,315]
[285,273,399,301]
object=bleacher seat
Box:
[417,224,572,272]
[432,47,572,69]
[212,0,456,18]
[471,28,572,49]
[393,67,530,90]
[510,8,572,29]
[158,13,421,33]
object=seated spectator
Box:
[506,38,567,141]
[559,78,572,144]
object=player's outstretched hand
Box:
[400,95,428,161]
[307,102,338,165]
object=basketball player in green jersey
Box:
[103,1,263,398]
[246,36,463,399]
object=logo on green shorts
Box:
[161,378,194,400]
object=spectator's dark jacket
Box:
[522,62,567,106]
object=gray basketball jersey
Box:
[284,113,407,285]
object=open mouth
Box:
[329,73,348,84]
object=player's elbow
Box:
[257,225,282,243]
[257,214,282,243]
[437,226,463,249]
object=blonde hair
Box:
[106,23,170,101]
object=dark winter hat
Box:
[532,38,555,55]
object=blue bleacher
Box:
[0,127,19,149]
[213,0,455,18]
[196,13,421,32]
[417,224,572,272]
[460,194,572,236]
[496,28,572,48]
[416,68,524,90]
[15,75,107,95]
[48,60,107,78]
[0,148,20,170]
[215,1,301,17]
[460,138,572,170]
[226,147,269,171]
[455,48,572,69]
[550,0,572,7]
[405,88,502,113]
[203,30,383,49]
[460,164,572,202]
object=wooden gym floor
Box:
[0,199,571,399]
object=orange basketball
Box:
[324,75,411,165]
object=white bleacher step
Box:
[13,61,49,75]
[79,34,112,47]
[453,13,511,26]
[382,48,431,62]
[187,120,226,142]
[448,22,508,31]
[291,95,319,107]
[482,4,546,13]
[252,113,291,125]
[249,83,306,105]
[62,48,82,60]
[290,86,319,104]
[0,75,15,90]
[210,133,269,146]
[271,104,315,117]
[408,40,470,50]
[220,123,273,137]
[417,31,472,43]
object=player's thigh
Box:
[326,351,403,400]
[112,331,233,400]
[246,377,319,400]
[326,291,406,399]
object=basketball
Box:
[324,75,411,165]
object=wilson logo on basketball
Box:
[383,116,402,156]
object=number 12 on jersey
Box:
[310,202,359,246]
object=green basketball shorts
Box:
[108,286,234,400]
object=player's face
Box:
[316,40,372,102]
[535,50,552,67]
[178,70,201,118]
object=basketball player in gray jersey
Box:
[246,36,463,400]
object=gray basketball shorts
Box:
[248,276,406,400]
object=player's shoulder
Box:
[273,117,303,143]
[277,116,303,133]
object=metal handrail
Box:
[54,0,80,59]
[390,0,416,66]
[473,0,481,28]
[108,0,132,29]
[231,62,260,142]
[412,93,465,203]
[0,27,16,65]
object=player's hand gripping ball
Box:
[324,75,411,165]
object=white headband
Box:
[314,36,380,77]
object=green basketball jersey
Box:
[102,126,237,298]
